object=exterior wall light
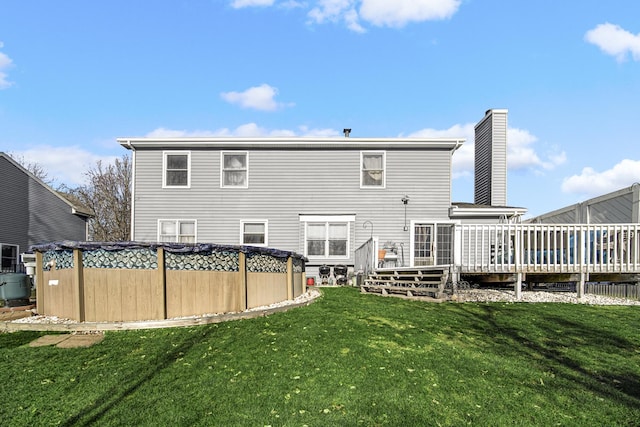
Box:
[401,195,410,231]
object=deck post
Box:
[287,256,293,301]
[515,272,523,300]
[73,249,85,322]
[577,271,586,299]
[35,251,44,315]
[157,247,167,320]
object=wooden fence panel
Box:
[38,268,77,319]
[165,270,244,318]
[247,272,288,309]
[83,269,161,322]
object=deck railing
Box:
[455,223,640,274]
[354,237,377,277]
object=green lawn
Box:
[1,287,639,426]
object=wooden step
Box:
[361,284,442,298]
[363,278,442,286]
[361,267,449,299]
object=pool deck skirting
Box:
[1,290,322,333]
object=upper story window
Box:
[222,152,248,188]
[240,220,268,246]
[163,151,190,188]
[1,243,18,272]
[361,151,385,188]
[158,219,196,243]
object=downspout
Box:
[124,140,136,241]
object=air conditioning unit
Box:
[20,253,37,277]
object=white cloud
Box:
[360,0,460,28]
[308,0,356,24]
[12,146,118,187]
[146,123,341,138]
[508,128,565,171]
[279,1,306,9]
[230,0,275,8]
[220,84,292,111]
[561,159,640,196]
[145,127,229,138]
[585,23,640,62]
[230,0,461,32]
[297,125,341,137]
[307,0,460,32]
[0,41,14,89]
[408,123,565,178]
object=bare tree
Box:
[70,155,132,241]
[8,152,56,187]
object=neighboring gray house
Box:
[0,152,91,272]
[119,109,524,276]
[526,183,640,224]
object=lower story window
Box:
[305,222,349,258]
[241,220,268,246]
[1,244,18,272]
[158,220,196,243]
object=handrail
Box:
[354,237,377,277]
[455,223,640,274]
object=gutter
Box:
[120,139,136,240]
[116,137,466,150]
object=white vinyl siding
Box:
[361,151,385,188]
[221,152,248,188]
[130,147,454,261]
[240,220,268,246]
[158,219,196,243]
[163,151,191,188]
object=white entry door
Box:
[411,223,454,267]
[413,224,435,266]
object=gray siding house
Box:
[119,109,524,277]
[0,152,91,272]
[120,137,466,275]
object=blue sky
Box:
[1,0,639,218]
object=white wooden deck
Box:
[455,223,640,297]
[356,224,640,299]
[456,223,640,274]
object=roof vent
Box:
[343,128,351,137]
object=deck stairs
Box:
[361,267,449,299]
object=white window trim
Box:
[162,151,191,188]
[360,150,386,189]
[220,151,249,189]
[240,219,269,247]
[300,215,354,260]
[157,219,197,243]
[299,215,356,223]
[0,243,19,272]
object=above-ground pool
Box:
[30,241,307,322]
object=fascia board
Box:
[118,137,465,151]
